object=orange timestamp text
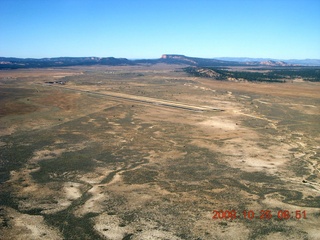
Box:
[212,210,307,220]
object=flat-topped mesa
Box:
[160,54,198,65]
[161,54,186,59]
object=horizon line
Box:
[1,55,320,61]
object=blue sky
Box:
[1,0,319,59]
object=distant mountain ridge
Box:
[1,55,319,69]
[216,57,320,66]
[0,57,133,69]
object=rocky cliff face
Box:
[259,60,289,66]
[161,54,198,65]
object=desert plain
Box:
[0,64,319,239]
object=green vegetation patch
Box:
[44,211,102,240]
[276,189,303,202]
[31,147,98,183]
[248,221,302,240]
[287,159,310,177]
[240,171,281,183]
[122,168,158,184]
[0,134,53,183]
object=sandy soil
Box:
[0,65,319,239]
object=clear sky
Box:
[1,0,319,59]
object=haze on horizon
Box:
[0,0,319,60]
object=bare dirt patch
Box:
[0,207,62,240]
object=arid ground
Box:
[0,65,319,239]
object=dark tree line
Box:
[184,67,320,82]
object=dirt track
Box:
[41,84,223,112]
